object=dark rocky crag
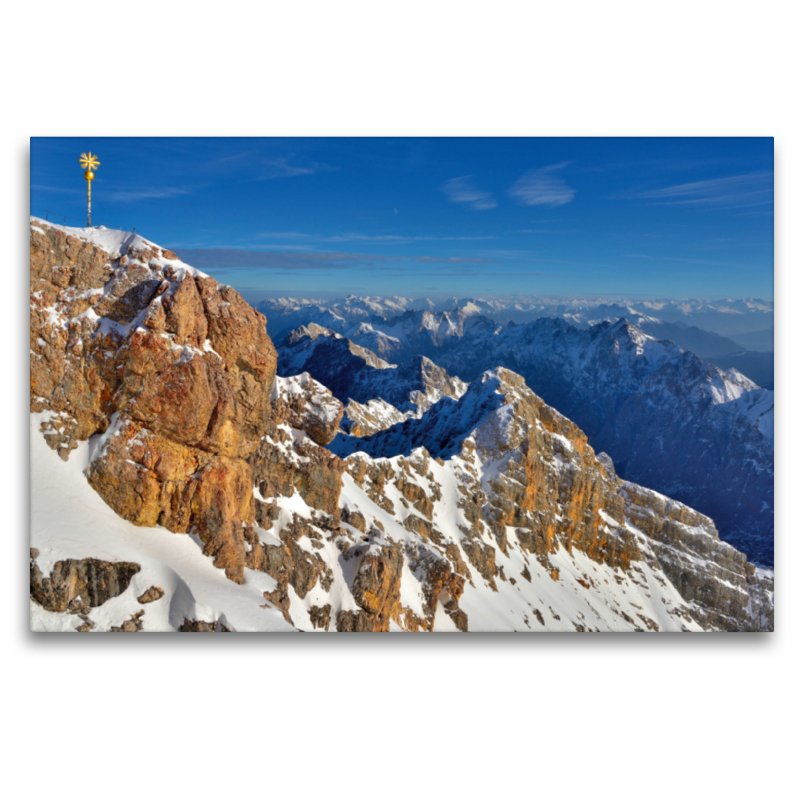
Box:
[278,325,467,436]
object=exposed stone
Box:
[341,506,367,532]
[309,604,332,631]
[178,618,231,632]
[337,540,403,632]
[621,481,773,631]
[137,586,164,604]
[250,429,345,518]
[246,517,335,623]
[271,373,343,445]
[110,610,145,632]
[30,221,774,633]
[30,556,141,612]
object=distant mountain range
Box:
[257,294,774,339]
[278,311,774,566]
[260,294,774,389]
[728,327,774,353]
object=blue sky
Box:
[30,137,773,301]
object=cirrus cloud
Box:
[620,172,773,209]
[509,162,576,207]
[441,175,497,210]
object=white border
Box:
[4,2,796,796]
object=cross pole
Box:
[79,152,100,227]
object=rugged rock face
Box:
[250,374,346,518]
[621,482,774,631]
[328,369,773,631]
[343,398,411,438]
[426,318,775,565]
[30,220,276,582]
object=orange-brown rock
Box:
[270,374,344,446]
[179,618,231,632]
[337,541,403,632]
[394,553,467,632]
[245,516,336,624]
[137,586,165,604]
[30,221,278,584]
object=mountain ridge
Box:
[279,312,774,565]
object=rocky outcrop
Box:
[137,586,164,604]
[30,221,276,583]
[337,542,403,632]
[269,374,343,446]
[426,317,774,566]
[30,552,140,612]
[250,376,346,518]
[341,398,410,438]
[338,355,469,437]
[179,618,231,632]
[280,324,392,377]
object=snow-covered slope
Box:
[30,414,294,633]
[324,369,773,632]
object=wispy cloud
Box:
[254,231,494,244]
[417,256,493,264]
[253,156,334,180]
[418,270,558,278]
[440,176,497,210]
[621,172,773,209]
[204,149,259,168]
[324,233,494,243]
[174,248,495,273]
[105,187,191,202]
[31,183,191,203]
[509,162,576,207]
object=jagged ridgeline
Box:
[276,307,774,566]
[30,219,773,632]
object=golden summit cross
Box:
[79,152,100,227]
